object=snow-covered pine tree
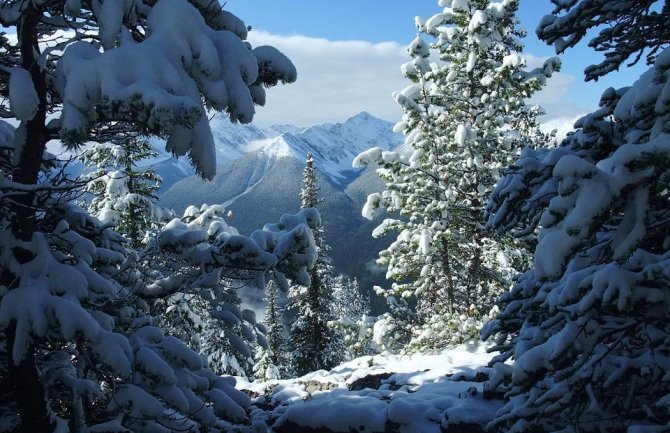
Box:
[482,1,670,431]
[333,276,368,322]
[289,153,344,376]
[354,0,558,349]
[370,294,418,353]
[80,133,168,247]
[332,276,375,359]
[300,153,320,210]
[253,346,280,381]
[0,0,308,430]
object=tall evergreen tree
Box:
[482,1,670,431]
[300,153,320,210]
[355,0,557,349]
[289,153,344,376]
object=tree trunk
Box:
[4,5,56,433]
[12,6,50,241]
[6,323,55,433]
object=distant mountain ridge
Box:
[245,111,403,184]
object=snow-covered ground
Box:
[236,342,503,433]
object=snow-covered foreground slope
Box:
[236,343,503,433]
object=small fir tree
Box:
[332,276,375,359]
[355,0,557,349]
[253,346,280,381]
[80,133,168,247]
[263,279,286,376]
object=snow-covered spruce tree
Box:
[333,276,368,322]
[289,153,344,376]
[253,281,283,381]
[354,0,557,349]
[253,345,280,381]
[80,133,168,247]
[482,2,670,431]
[203,281,266,379]
[0,0,305,430]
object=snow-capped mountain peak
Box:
[257,133,304,160]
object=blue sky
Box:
[227,0,648,130]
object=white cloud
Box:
[247,31,408,126]
[532,71,589,140]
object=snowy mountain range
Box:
[156,112,403,308]
[243,111,403,184]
